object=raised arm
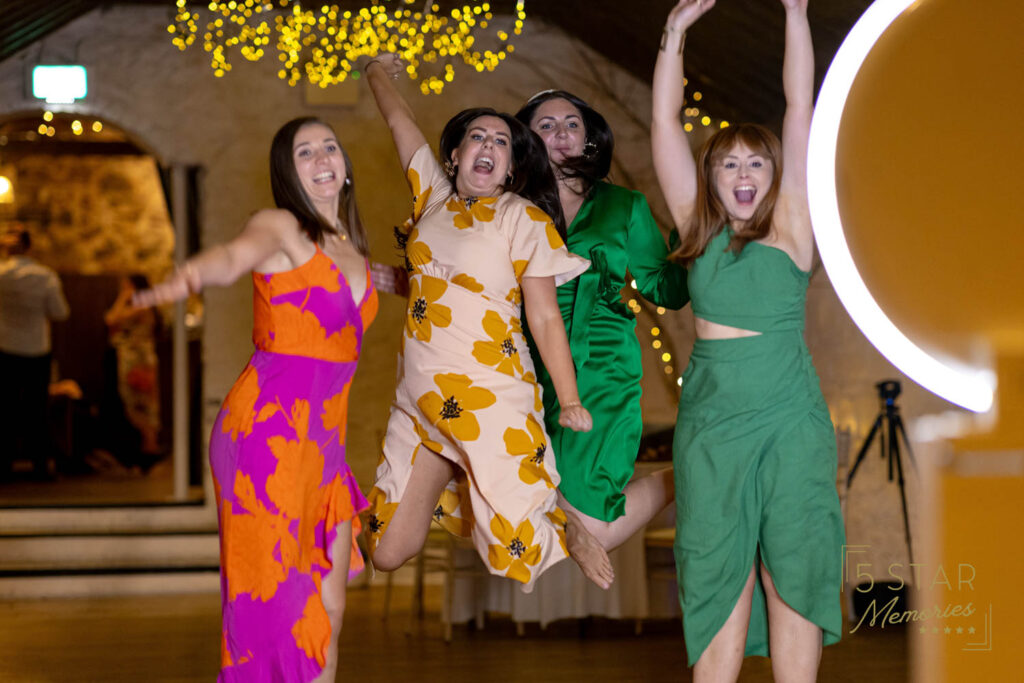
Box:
[651,0,715,234]
[521,276,592,433]
[363,54,429,170]
[132,209,296,307]
[776,0,815,257]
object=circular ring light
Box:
[807,0,995,413]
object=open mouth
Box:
[473,156,494,174]
[734,185,757,204]
[313,171,336,184]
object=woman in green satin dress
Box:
[515,91,690,588]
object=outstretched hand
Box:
[370,262,410,297]
[131,267,198,308]
[666,0,716,33]
[364,52,404,80]
[558,404,593,433]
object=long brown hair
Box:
[672,123,781,265]
[514,90,614,196]
[269,117,370,256]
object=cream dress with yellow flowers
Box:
[368,144,589,590]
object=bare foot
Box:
[564,510,614,589]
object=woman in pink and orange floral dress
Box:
[134,117,373,683]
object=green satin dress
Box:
[526,181,689,521]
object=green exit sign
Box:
[32,65,88,104]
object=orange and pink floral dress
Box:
[368,144,589,591]
[210,245,376,682]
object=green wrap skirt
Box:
[673,330,844,666]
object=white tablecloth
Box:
[447,528,653,627]
[447,463,681,627]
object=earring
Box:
[444,159,457,177]
[506,170,515,185]
[583,140,598,158]
[344,177,352,186]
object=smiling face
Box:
[450,115,512,198]
[712,142,774,225]
[528,97,586,167]
[292,122,347,211]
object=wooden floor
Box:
[0,584,906,682]
[0,458,183,507]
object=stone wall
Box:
[11,154,174,280]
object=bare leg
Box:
[761,563,822,683]
[312,519,353,683]
[558,496,614,589]
[693,563,757,683]
[372,447,456,572]
[559,467,675,589]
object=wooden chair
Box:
[381,524,488,641]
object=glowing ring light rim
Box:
[806,0,995,413]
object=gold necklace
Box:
[333,219,348,241]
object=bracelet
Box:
[561,401,582,410]
[660,27,686,54]
[181,261,201,294]
[365,58,399,80]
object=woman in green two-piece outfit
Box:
[515,91,690,588]
[652,0,843,680]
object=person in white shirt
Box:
[0,228,69,480]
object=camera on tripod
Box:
[876,379,900,403]
[848,378,916,561]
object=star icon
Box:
[956,626,964,634]
[968,626,976,635]
[932,627,939,634]
[919,626,927,634]
[944,627,952,634]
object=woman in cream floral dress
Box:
[364,54,613,590]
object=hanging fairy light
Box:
[168,0,526,95]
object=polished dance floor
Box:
[0,583,906,682]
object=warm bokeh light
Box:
[168,0,526,94]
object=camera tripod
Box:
[846,380,917,563]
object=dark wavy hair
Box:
[671,123,782,266]
[439,107,566,239]
[515,90,614,195]
[269,117,369,256]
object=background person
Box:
[0,227,69,481]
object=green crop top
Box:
[688,226,810,333]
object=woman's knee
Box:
[371,538,415,572]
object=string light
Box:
[168,0,527,95]
[627,76,727,393]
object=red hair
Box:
[672,123,782,265]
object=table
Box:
[446,464,681,628]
